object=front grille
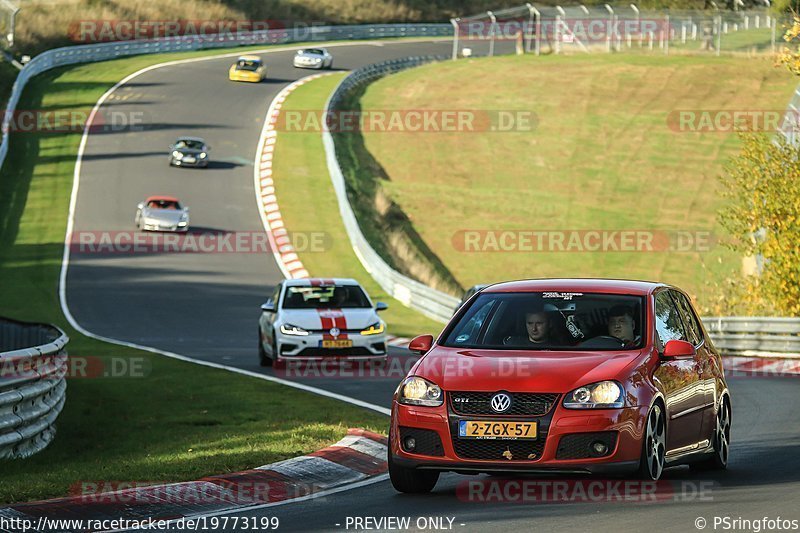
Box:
[556,431,618,460]
[399,427,444,457]
[450,392,559,416]
[294,347,374,357]
[451,435,547,461]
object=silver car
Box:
[169,136,209,168]
[135,196,190,232]
[293,48,333,70]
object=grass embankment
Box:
[0,50,387,505]
[270,73,445,338]
[352,53,796,311]
[13,0,523,54]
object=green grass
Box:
[270,73,445,337]
[352,53,797,310]
[0,49,388,505]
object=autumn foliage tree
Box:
[718,135,800,315]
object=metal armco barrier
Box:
[323,56,460,323]
[703,317,800,358]
[0,317,69,459]
[0,23,452,173]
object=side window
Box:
[271,284,282,307]
[654,291,687,351]
[671,291,703,346]
[448,298,496,345]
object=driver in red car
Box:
[504,308,551,345]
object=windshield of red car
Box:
[441,292,646,351]
[282,286,371,309]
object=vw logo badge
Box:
[490,392,512,413]
[329,327,340,337]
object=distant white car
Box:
[293,48,333,70]
[258,278,388,367]
[135,196,189,232]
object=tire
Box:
[388,442,439,493]
[691,397,730,471]
[258,328,272,367]
[327,59,333,70]
[637,402,667,480]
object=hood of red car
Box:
[412,347,645,393]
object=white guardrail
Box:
[323,56,800,358]
[0,317,69,459]
[0,23,453,172]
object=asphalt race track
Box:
[66,40,462,408]
[64,39,800,531]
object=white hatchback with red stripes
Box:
[258,278,389,367]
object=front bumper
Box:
[140,220,189,232]
[276,331,387,361]
[390,400,648,475]
[293,59,324,69]
[170,156,208,167]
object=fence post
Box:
[450,18,459,60]
[665,13,670,55]
[631,4,641,47]
[604,4,614,52]
[488,11,497,57]
[771,17,776,53]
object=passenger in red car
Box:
[607,305,640,346]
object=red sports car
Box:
[389,279,731,493]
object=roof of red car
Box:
[145,195,180,202]
[482,278,667,295]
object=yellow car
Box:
[228,55,267,82]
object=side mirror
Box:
[408,334,434,355]
[375,302,388,312]
[137,202,144,209]
[662,339,696,359]
[261,300,276,313]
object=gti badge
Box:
[329,327,340,337]
[490,392,511,413]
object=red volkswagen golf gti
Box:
[389,279,731,493]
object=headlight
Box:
[563,381,624,409]
[397,376,443,407]
[199,152,207,159]
[280,323,309,336]
[172,151,183,159]
[360,321,385,336]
